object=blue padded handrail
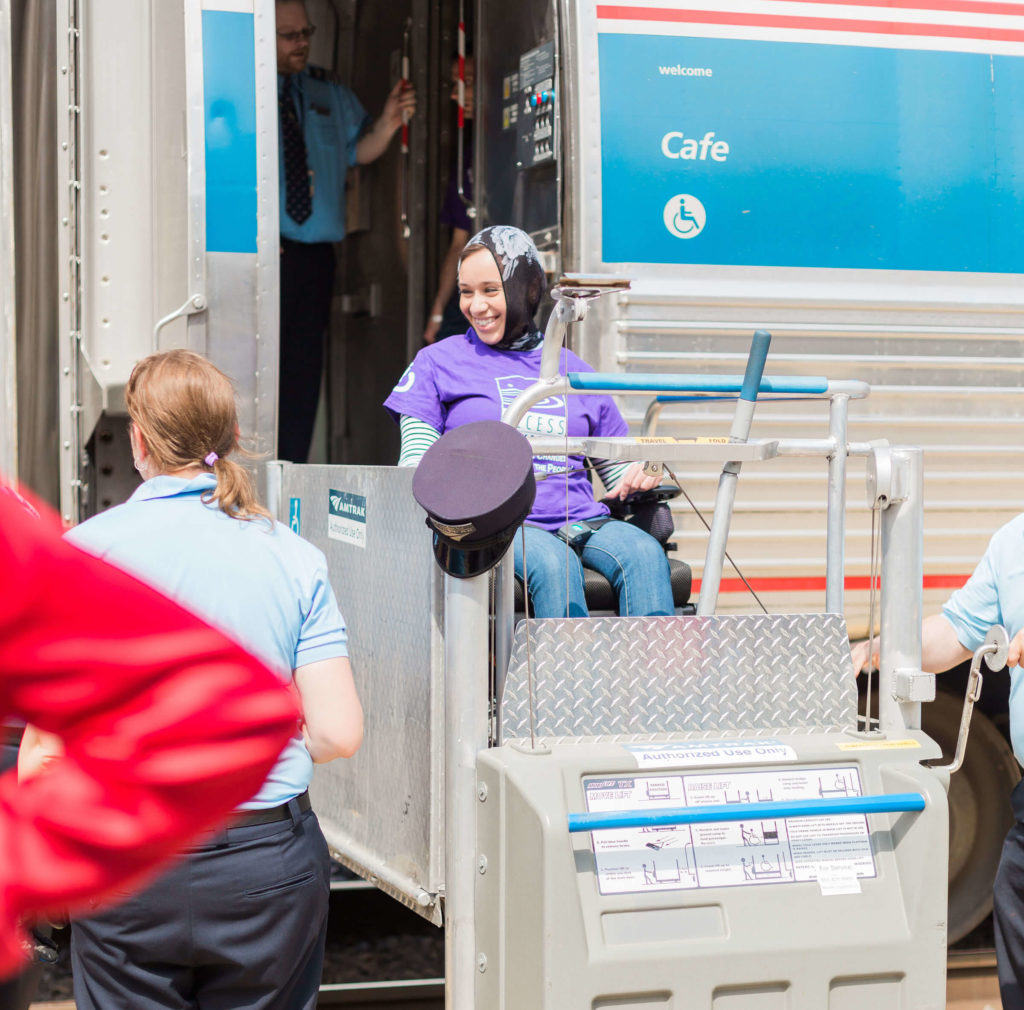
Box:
[741,330,771,401]
[566,373,830,395]
[567,792,925,833]
[653,394,818,404]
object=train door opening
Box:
[8,0,59,505]
[297,0,467,466]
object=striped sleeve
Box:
[398,415,441,467]
[591,458,631,494]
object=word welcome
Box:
[658,64,713,77]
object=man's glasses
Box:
[277,26,316,43]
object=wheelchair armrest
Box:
[603,482,681,518]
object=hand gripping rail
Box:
[567,793,926,833]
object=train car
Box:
[1,0,1022,963]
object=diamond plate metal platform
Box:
[499,614,856,741]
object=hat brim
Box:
[431,526,517,580]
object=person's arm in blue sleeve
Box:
[851,526,1005,675]
[355,79,416,165]
[292,555,362,764]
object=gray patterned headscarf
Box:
[460,225,546,351]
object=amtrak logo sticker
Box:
[663,194,706,239]
[328,489,367,549]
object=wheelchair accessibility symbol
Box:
[663,194,706,239]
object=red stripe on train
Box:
[829,0,1024,15]
[692,574,970,594]
[599,0,1024,18]
[595,5,1024,42]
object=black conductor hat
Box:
[412,420,536,579]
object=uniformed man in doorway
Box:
[276,0,415,463]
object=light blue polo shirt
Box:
[278,67,370,244]
[943,513,1024,764]
[65,473,348,809]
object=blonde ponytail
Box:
[201,455,271,522]
[126,350,272,522]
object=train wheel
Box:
[922,686,1020,943]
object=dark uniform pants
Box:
[995,778,1024,1009]
[0,733,43,1010]
[71,802,329,1010]
[278,239,336,464]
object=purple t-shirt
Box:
[384,330,628,530]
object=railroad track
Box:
[316,978,444,1008]
[947,949,1001,1009]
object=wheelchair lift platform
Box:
[274,316,953,1008]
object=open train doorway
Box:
[292,0,470,466]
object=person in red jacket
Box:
[0,482,299,978]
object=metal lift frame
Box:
[440,288,932,1009]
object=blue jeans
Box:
[513,520,674,618]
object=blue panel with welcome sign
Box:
[598,33,1024,272]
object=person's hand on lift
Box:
[1008,629,1024,669]
[605,461,662,501]
[849,637,878,679]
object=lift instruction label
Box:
[625,739,797,768]
[583,767,876,896]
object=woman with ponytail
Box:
[385,225,674,619]
[55,349,362,1010]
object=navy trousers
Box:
[0,734,43,1010]
[995,779,1024,1010]
[71,803,329,1010]
[278,239,335,464]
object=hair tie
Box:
[204,452,219,466]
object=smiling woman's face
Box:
[458,249,506,346]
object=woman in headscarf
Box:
[385,224,673,618]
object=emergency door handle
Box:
[152,294,208,348]
[566,792,926,833]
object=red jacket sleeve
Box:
[0,490,299,974]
